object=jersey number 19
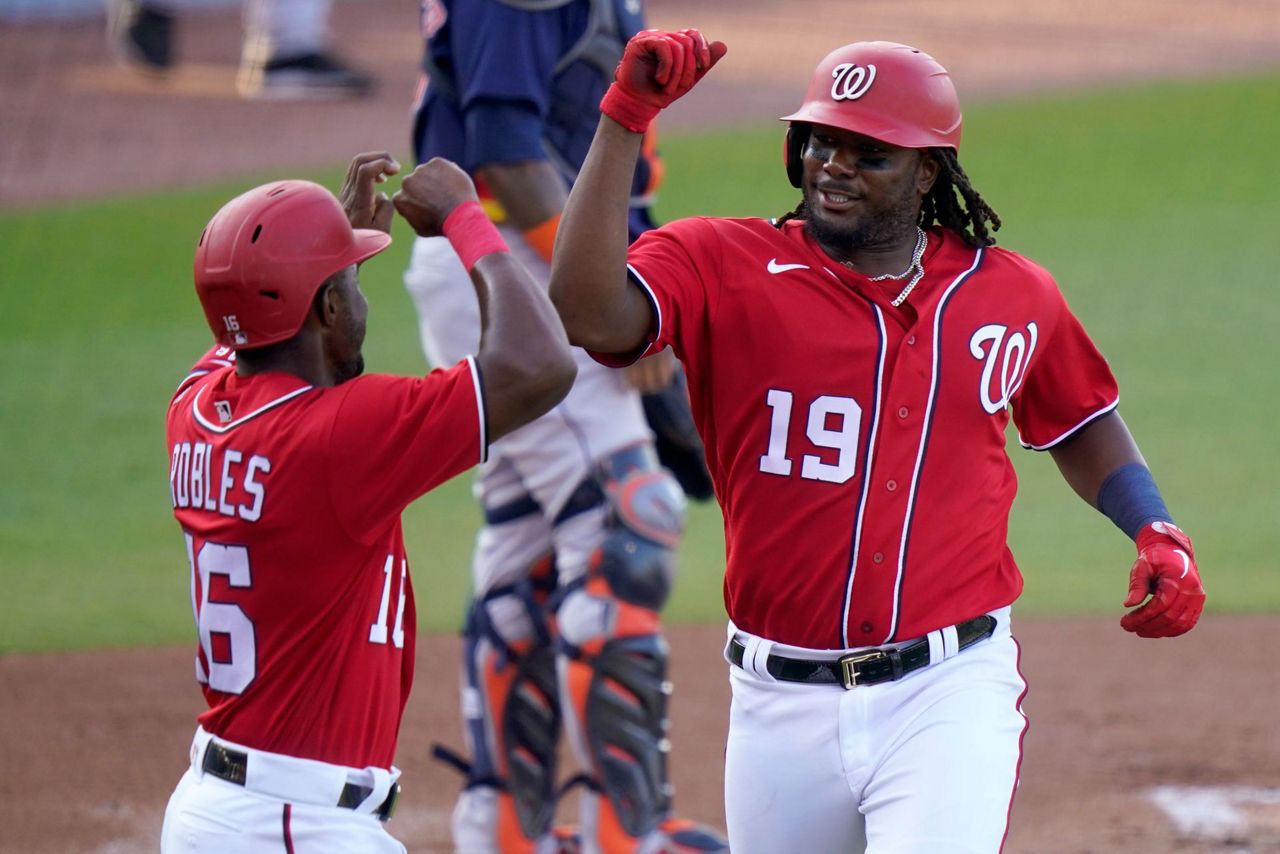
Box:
[759,389,863,484]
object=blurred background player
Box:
[107,0,373,98]
[402,0,724,851]
[162,152,575,852]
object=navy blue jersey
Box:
[414,0,658,240]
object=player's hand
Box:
[340,151,400,235]
[623,347,678,393]
[392,157,480,238]
[1120,521,1205,638]
[601,28,728,132]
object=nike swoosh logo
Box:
[767,258,809,274]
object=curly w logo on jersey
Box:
[970,322,1039,414]
[830,62,876,101]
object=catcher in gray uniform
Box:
[403,0,725,851]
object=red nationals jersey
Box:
[166,347,485,768]
[610,218,1118,649]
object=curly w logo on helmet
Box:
[830,62,876,101]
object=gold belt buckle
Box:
[838,650,884,689]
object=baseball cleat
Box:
[237,52,374,100]
[652,817,731,852]
[107,0,175,72]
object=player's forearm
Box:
[475,160,567,231]
[1049,411,1146,508]
[472,251,576,441]
[549,116,653,354]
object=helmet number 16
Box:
[759,389,862,484]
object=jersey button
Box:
[861,621,875,635]
[886,479,898,492]
[907,335,917,346]
[897,406,909,419]
[872,552,884,564]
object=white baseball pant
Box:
[723,606,1026,854]
[161,728,405,853]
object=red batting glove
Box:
[1120,521,1205,638]
[600,28,728,133]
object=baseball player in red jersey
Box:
[161,152,576,852]
[548,31,1207,852]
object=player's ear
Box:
[917,149,940,196]
[312,274,342,329]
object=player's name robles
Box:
[169,440,269,521]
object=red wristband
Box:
[442,201,510,272]
[600,83,660,134]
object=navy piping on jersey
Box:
[1018,397,1119,451]
[624,265,664,362]
[282,803,295,853]
[191,384,314,434]
[467,355,489,464]
[840,301,887,648]
[887,247,986,643]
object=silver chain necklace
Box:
[844,227,928,306]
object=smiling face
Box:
[799,123,939,260]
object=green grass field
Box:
[2,72,1276,653]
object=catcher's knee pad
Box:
[596,447,686,609]
[556,446,685,649]
[444,568,566,852]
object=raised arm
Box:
[393,157,575,441]
[479,153,676,391]
[1049,411,1205,638]
[549,29,727,355]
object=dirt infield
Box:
[3,0,1280,851]
[4,617,1280,853]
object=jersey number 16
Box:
[184,534,408,695]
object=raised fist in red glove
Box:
[1120,521,1205,638]
[600,28,728,133]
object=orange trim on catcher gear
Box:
[497,805,539,853]
[480,639,543,852]
[584,575,663,637]
[594,787,648,852]
[561,655,651,852]
[522,213,561,264]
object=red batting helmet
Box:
[193,180,391,349]
[780,42,962,187]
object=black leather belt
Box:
[201,740,400,823]
[728,615,997,689]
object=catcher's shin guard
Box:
[557,460,729,852]
[442,567,569,853]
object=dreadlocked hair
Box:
[920,148,1001,247]
[773,148,1002,248]
[774,199,807,228]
